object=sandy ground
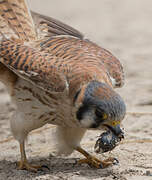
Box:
[0,0,152,179]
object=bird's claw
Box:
[41,164,50,170]
[113,157,119,165]
[77,156,118,168]
[17,160,49,172]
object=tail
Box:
[0,0,37,41]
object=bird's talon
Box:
[78,157,105,169]
[103,157,119,165]
[17,161,47,172]
[99,163,103,168]
[76,147,118,169]
[113,158,119,165]
[41,164,50,170]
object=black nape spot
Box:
[76,105,88,120]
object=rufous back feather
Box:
[0,0,37,41]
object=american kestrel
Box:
[0,0,126,172]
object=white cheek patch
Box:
[80,117,94,128]
[79,111,95,128]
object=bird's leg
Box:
[76,147,116,168]
[17,142,43,172]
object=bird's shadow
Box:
[0,155,116,179]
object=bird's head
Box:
[74,81,126,138]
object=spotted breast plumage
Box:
[0,0,126,172]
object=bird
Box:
[0,0,126,172]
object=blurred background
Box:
[0,1,152,179]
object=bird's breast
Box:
[12,78,80,130]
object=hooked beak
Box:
[104,124,124,139]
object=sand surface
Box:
[0,0,152,179]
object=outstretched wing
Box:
[0,39,68,93]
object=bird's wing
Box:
[0,39,68,93]
[39,35,125,88]
[31,11,83,39]
[0,0,37,41]
[31,12,124,88]
[0,39,111,95]
[0,0,68,93]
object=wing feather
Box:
[31,11,124,88]
[0,39,68,93]
[31,11,83,39]
[0,0,37,41]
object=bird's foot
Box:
[76,147,118,168]
[78,156,118,168]
[17,160,49,172]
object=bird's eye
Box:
[95,109,107,120]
